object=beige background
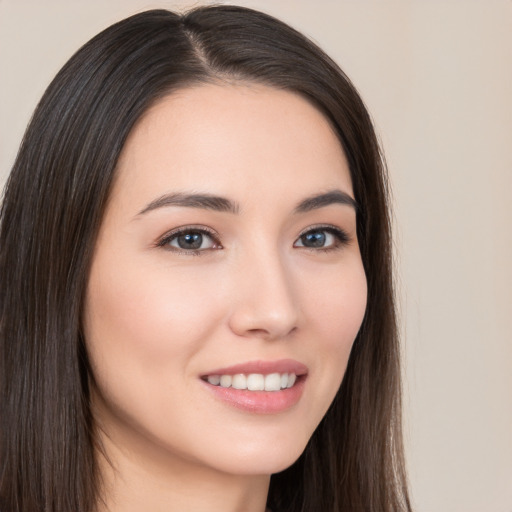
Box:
[1,1,511,511]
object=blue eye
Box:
[171,232,210,250]
[158,227,220,253]
[294,226,349,250]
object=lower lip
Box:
[202,377,306,414]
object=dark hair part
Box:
[0,6,411,512]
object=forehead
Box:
[113,83,353,210]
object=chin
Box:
[205,434,309,477]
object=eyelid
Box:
[296,223,348,238]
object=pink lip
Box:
[200,359,308,414]
[202,358,308,377]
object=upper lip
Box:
[202,359,308,377]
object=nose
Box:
[227,247,299,341]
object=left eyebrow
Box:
[293,190,358,214]
[135,188,357,218]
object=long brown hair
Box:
[0,6,411,512]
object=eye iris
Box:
[302,231,326,248]
[177,232,203,250]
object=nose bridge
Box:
[228,236,299,340]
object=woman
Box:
[0,5,411,512]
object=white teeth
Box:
[207,375,221,386]
[232,374,247,389]
[264,373,281,391]
[247,373,265,391]
[207,372,298,391]
[219,375,232,387]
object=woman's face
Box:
[83,84,367,476]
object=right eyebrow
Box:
[136,192,240,217]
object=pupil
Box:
[177,232,203,250]
[303,231,325,247]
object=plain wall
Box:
[1,1,511,511]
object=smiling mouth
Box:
[202,372,298,391]
[200,360,308,413]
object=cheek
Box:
[301,258,367,397]
[82,256,222,393]
[82,257,229,452]
[325,270,367,348]
[305,256,367,344]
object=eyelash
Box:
[156,224,350,256]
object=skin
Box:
[83,83,368,512]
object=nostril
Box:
[244,324,297,341]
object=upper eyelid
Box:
[297,223,349,237]
[162,225,218,236]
